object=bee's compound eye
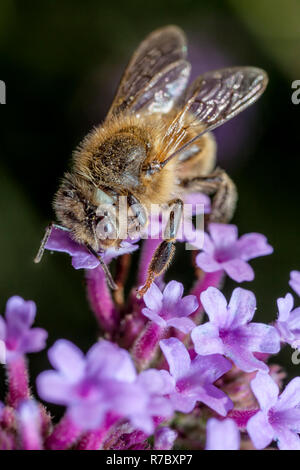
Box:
[96,218,117,240]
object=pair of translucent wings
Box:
[106,25,268,163]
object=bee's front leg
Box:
[181,167,238,223]
[137,198,183,298]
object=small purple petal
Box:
[141,308,166,327]
[227,287,256,328]
[290,271,300,297]
[223,258,254,282]
[162,281,184,309]
[196,252,221,272]
[206,418,240,450]
[86,340,137,383]
[200,287,228,326]
[160,338,191,380]
[235,233,273,261]
[250,372,279,411]
[226,343,269,373]
[209,223,238,247]
[176,295,199,317]
[275,427,300,450]
[196,383,233,417]
[143,282,163,311]
[243,323,280,354]
[166,316,195,334]
[277,293,294,322]
[247,410,274,449]
[191,323,225,356]
[48,340,85,381]
[37,371,73,405]
[19,328,48,354]
[275,377,300,412]
[5,296,36,327]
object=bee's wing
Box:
[160,66,268,165]
[106,25,191,119]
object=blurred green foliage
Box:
[0,0,299,394]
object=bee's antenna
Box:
[34,223,70,263]
[85,244,117,290]
[34,223,54,263]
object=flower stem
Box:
[132,321,165,370]
[6,356,30,408]
[85,266,119,334]
[76,414,119,450]
[46,414,81,450]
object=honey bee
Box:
[35,25,268,296]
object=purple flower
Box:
[205,418,240,450]
[196,223,273,282]
[289,271,300,297]
[275,293,300,344]
[159,337,233,416]
[154,427,177,450]
[247,372,300,450]
[45,226,138,269]
[142,281,198,334]
[0,296,47,362]
[37,339,147,431]
[37,339,172,434]
[191,287,280,372]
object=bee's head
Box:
[53,174,118,251]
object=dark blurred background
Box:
[0,0,300,388]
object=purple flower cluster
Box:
[1,219,300,451]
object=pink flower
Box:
[191,287,280,372]
[159,337,233,416]
[142,281,198,334]
[196,223,273,282]
[247,372,300,450]
[0,296,47,362]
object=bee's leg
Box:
[137,198,183,298]
[34,222,70,263]
[85,244,117,291]
[181,167,237,223]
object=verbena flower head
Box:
[0,296,47,362]
[275,293,300,344]
[289,271,300,297]
[191,287,280,372]
[205,418,240,450]
[196,223,273,282]
[247,372,300,450]
[45,226,138,269]
[159,337,233,416]
[142,281,198,333]
[37,339,147,431]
